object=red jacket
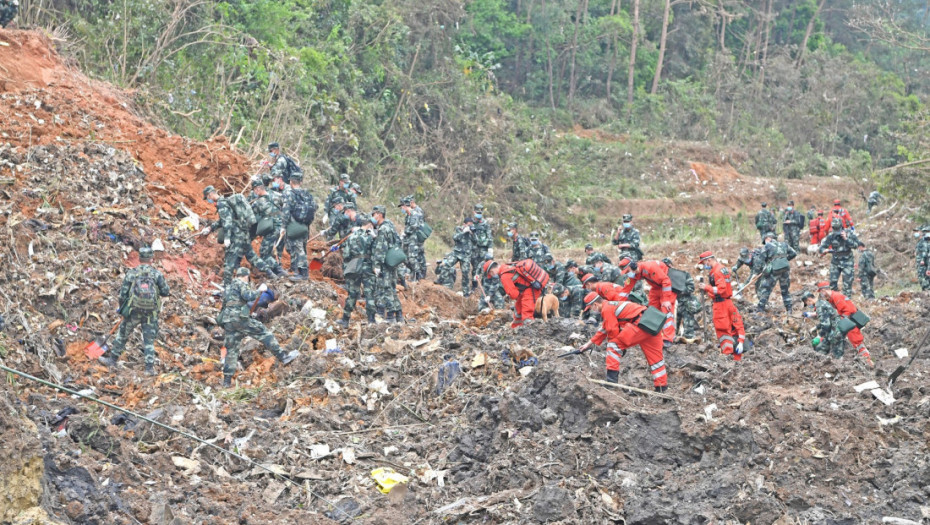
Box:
[825,291,857,316]
[831,206,854,229]
[589,301,648,347]
[619,261,674,303]
[809,216,826,244]
[701,261,734,300]
[593,282,623,301]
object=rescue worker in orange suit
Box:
[698,251,746,361]
[484,259,549,328]
[584,277,623,301]
[830,199,855,231]
[615,257,676,348]
[809,209,828,246]
[577,293,668,392]
[804,281,873,366]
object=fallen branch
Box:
[588,378,676,400]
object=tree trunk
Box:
[606,0,619,99]
[758,0,772,90]
[650,0,672,94]
[626,0,640,121]
[718,0,727,52]
[568,0,589,109]
[795,0,827,68]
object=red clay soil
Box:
[0,29,251,217]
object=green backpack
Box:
[227,194,257,229]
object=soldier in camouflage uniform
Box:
[756,231,797,312]
[916,227,930,290]
[553,281,586,319]
[98,247,170,376]
[0,0,17,28]
[400,196,427,281]
[819,218,865,296]
[325,198,349,241]
[593,259,624,285]
[867,191,883,214]
[507,222,532,262]
[337,211,377,326]
[478,255,507,310]
[435,253,457,289]
[781,200,805,253]
[528,232,551,265]
[584,244,610,267]
[612,214,643,292]
[280,173,314,280]
[250,180,288,277]
[324,174,354,225]
[471,204,493,289]
[661,258,700,343]
[731,247,763,295]
[801,290,845,358]
[202,186,273,286]
[371,205,404,322]
[755,202,777,241]
[218,267,298,386]
[452,217,476,296]
[857,248,877,299]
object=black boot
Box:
[605,370,619,383]
[336,312,350,328]
[392,310,404,324]
[280,350,299,365]
[98,355,118,368]
[367,311,376,324]
[377,307,386,318]
[222,375,232,388]
[144,363,156,377]
[654,385,668,393]
[275,265,288,278]
[290,268,308,281]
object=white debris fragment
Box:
[895,348,909,359]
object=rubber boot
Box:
[377,307,386,318]
[654,385,668,393]
[663,340,672,349]
[275,265,288,278]
[605,369,619,384]
[367,311,376,324]
[222,375,232,388]
[280,350,299,366]
[98,355,117,368]
[336,313,350,328]
[265,269,277,279]
[393,310,404,324]
[290,268,308,281]
[144,364,156,377]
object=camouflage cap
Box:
[529,231,539,240]
[831,218,842,228]
[372,205,386,215]
[923,225,930,232]
[340,173,351,181]
[761,202,768,207]
[584,243,594,251]
[565,259,577,268]
[344,202,357,211]
[787,200,794,205]
[464,216,474,224]
[289,171,303,181]
[351,183,362,194]
[474,203,484,211]
[357,212,370,223]
[543,253,553,263]
[139,247,154,260]
[661,257,673,267]
[250,178,264,188]
[799,291,814,302]
[551,283,566,296]
[508,222,518,229]
[268,142,280,151]
[333,196,346,205]
[764,230,777,240]
[235,267,251,276]
[739,247,750,258]
[398,196,411,207]
[622,214,633,222]
[202,185,216,199]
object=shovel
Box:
[888,326,930,388]
[85,319,121,359]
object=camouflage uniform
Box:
[402,206,427,281]
[0,0,17,28]
[372,214,403,315]
[756,238,797,312]
[528,233,551,265]
[917,231,930,290]
[596,263,625,285]
[325,182,355,223]
[219,277,287,382]
[471,214,493,286]
[584,244,611,266]
[814,298,845,358]
[755,206,777,241]
[108,263,170,369]
[867,191,882,214]
[509,223,532,262]
[435,253,457,289]
[670,266,700,340]
[281,185,313,274]
[781,205,805,253]
[612,217,643,292]
[478,272,507,310]
[340,225,376,322]
[452,223,475,295]
[215,196,270,286]
[251,190,286,274]
[819,223,864,296]
[858,249,877,299]
[732,247,762,293]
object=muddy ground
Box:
[1,25,929,525]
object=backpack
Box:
[282,155,303,184]
[667,268,689,295]
[128,270,159,313]
[513,259,549,289]
[227,194,257,229]
[290,189,317,225]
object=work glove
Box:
[197,226,211,236]
[735,342,744,355]
[330,244,340,252]
[223,238,231,248]
[374,268,381,276]
[531,281,541,290]
[367,229,377,238]
[487,248,493,258]
[697,275,704,283]
[802,311,813,318]
[322,214,329,225]
[257,283,268,293]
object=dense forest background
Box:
[16,0,930,232]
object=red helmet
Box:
[482,260,498,278]
[816,281,830,290]
[583,292,601,311]
[581,273,597,285]
[698,251,714,261]
[833,199,841,206]
[617,257,632,270]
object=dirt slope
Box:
[0,28,928,525]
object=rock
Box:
[532,485,574,521]
[540,407,558,425]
